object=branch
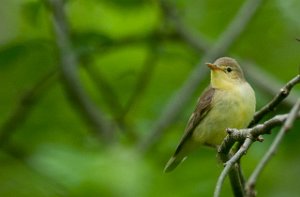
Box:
[83,64,124,118]
[215,73,300,196]
[0,70,58,146]
[245,99,300,197]
[139,0,264,152]
[249,74,300,127]
[0,27,182,145]
[215,138,252,197]
[214,113,293,197]
[243,61,300,108]
[120,43,159,121]
[47,0,114,142]
[159,0,210,52]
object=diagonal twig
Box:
[159,0,210,52]
[249,74,300,127]
[120,43,159,120]
[0,28,181,145]
[83,64,124,118]
[245,99,300,197]
[47,0,114,142]
[0,70,58,146]
[215,138,252,197]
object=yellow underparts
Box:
[192,81,256,146]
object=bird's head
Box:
[206,57,245,89]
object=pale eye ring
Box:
[226,67,232,73]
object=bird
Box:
[164,57,256,173]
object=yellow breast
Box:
[193,82,256,146]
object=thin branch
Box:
[0,28,181,145]
[47,0,114,142]
[218,113,289,157]
[215,138,252,197]
[139,0,264,152]
[249,74,300,127]
[243,61,300,108]
[245,99,300,197]
[226,152,246,197]
[83,65,124,118]
[120,43,159,120]
[159,0,210,52]
[214,113,292,197]
[0,70,58,146]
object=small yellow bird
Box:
[164,57,256,173]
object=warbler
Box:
[164,57,256,173]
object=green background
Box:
[1,0,300,196]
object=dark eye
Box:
[226,67,232,73]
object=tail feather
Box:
[164,156,186,173]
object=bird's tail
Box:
[164,155,186,173]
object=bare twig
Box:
[243,61,300,107]
[47,0,114,142]
[0,70,58,146]
[139,0,264,152]
[249,74,300,127]
[245,99,300,197]
[214,113,293,197]
[215,138,252,197]
[228,164,245,197]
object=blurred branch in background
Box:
[47,0,115,143]
[0,70,58,146]
[82,46,160,141]
[0,0,299,196]
[159,0,209,52]
[139,0,265,152]
[120,42,159,122]
[83,64,124,120]
[1,147,68,195]
[0,27,179,147]
[215,75,300,197]
[160,0,300,109]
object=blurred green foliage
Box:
[1,0,300,196]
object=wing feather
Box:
[174,87,215,155]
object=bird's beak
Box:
[206,63,221,71]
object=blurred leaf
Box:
[1,0,300,196]
[0,152,63,197]
[21,1,43,27]
[101,0,147,8]
[29,144,151,197]
[0,39,53,69]
[72,31,113,55]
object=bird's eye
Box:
[226,67,232,73]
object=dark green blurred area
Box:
[1,0,300,196]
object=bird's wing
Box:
[174,86,215,155]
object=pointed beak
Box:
[206,63,221,71]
